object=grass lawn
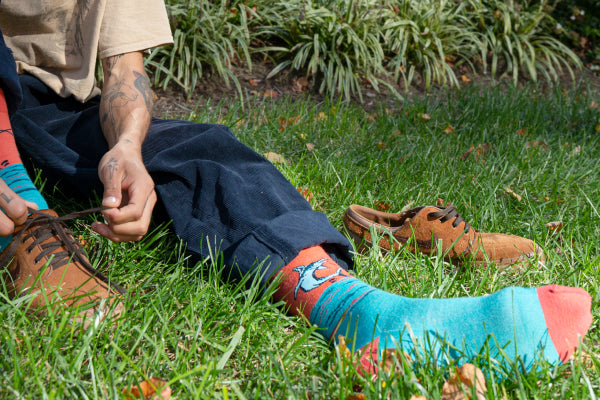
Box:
[1,82,599,399]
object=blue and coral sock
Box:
[0,87,48,251]
[273,246,592,373]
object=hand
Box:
[0,178,38,237]
[92,140,156,242]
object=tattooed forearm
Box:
[0,192,13,204]
[104,54,124,78]
[133,71,154,114]
[100,79,139,129]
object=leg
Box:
[12,75,354,287]
[273,246,592,373]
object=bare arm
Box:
[92,51,157,242]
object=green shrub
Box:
[259,0,395,101]
[144,0,256,98]
[550,0,600,72]
[382,0,481,90]
[469,0,582,83]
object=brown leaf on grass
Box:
[546,221,563,234]
[77,235,88,246]
[306,143,315,151]
[596,124,600,134]
[315,111,328,121]
[366,113,377,123]
[245,77,259,87]
[263,89,280,98]
[505,187,522,202]
[442,364,487,400]
[264,152,290,165]
[122,378,171,400]
[292,76,309,93]
[278,115,300,132]
[590,100,598,110]
[526,140,549,151]
[418,113,431,121]
[461,75,471,82]
[515,128,527,136]
[378,141,386,149]
[460,143,490,161]
[444,125,455,134]
[297,187,314,202]
[376,201,392,211]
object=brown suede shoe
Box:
[343,204,544,267]
[0,208,125,324]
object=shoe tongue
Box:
[35,209,59,217]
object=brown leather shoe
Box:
[343,204,544,267]
[0,208,125,324]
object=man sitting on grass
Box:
[0,0,592,375]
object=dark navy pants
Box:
[9,74,353,286]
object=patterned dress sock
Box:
[273,246,592,373]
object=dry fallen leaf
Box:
[505,187,522,202]
[122,378,171,400]
[77,235,88,246]
[376,201,392,211]
[515,128,527,136]
[526,140,549,151]
[441,364,486,400]
[245,77,259,87]
[461,75,470,82]
[378,140,386,149]
[279,115,300,132]
[315,111,328,121]
[444,125,455,134]
[418,113,431,121]
[366,113,377,123]
[460,143,490,161]
[306,143,315,151]
[264,152,289,165]
[546,221,563,234]
[297,187,314,202]
[263,89,279,98]
[292,76,309,93]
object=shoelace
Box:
[427,204,473,233]
[0,207,125,294]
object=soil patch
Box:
[152,58,600,119]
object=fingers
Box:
[93,189,156,242]
[0,179,31,236]
[98,156,123,209]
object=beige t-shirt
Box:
[0,0,173,102]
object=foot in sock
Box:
[274,246,593,374]
[0,87,48,251]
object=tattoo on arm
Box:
[100,79,139,129]
[133,70,154,114]
[104,54,124,78]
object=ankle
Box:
[272,245,351,318]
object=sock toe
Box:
[537,285,593,362]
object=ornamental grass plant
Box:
[144,0,588,100]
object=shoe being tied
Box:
[0,208,125,323]
[343,204,544,267]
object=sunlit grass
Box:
[1,82,599,398]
